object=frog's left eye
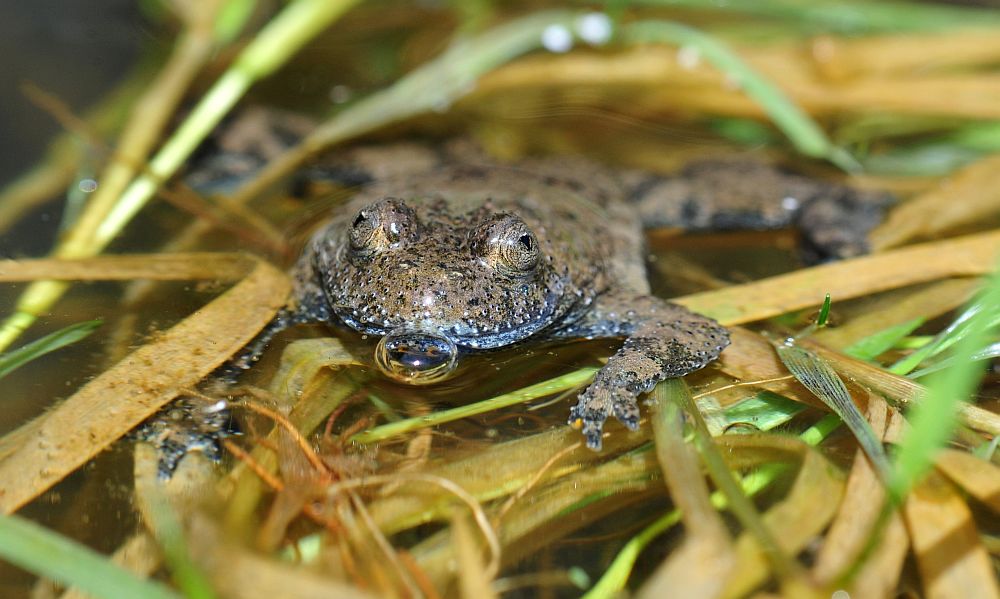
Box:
[348,197,419,255]
[471,213,540,275]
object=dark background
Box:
[0,1,144,186]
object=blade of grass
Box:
[0,320,101,381]
[350,367,597,444]
[0,0,360,354]
[142,491,216,599]
[802,339,1000,437]
[890,294,1000,375]
[673,380,805,586]
[621,20,858,171]
[631,0,1000,34]
[226,9,588,207]
[701,391,806,436]
[88,0,361,252]
[636,379,734,598]
[909,341,1000,379]
[587,413,845,598]
[817,293,833,327]
[0,514,181,599]
[843,317,925,361]
[889,267,1000,502]
[678,230,1000,326]
[862,144,982,177]
[776,342,892,481]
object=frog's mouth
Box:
[374,330,458,385]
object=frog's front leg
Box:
[556,294,729,449]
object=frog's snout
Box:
[374,331,457,384]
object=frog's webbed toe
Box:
[560,295,729,450]
[569,383,642,449]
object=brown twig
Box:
[238,399,329,475]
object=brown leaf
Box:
[717,437,845,599]
[679,230,1000,326]
[813,394,909,598]
[935,449,1000,514]
[904,471,1000,599]
[871,154,1000,250]
[0,255,290,513]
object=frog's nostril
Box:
[375,332,457,384]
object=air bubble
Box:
[542,24,573,53]
[576,13,612,45]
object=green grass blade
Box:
[581,510,682,599]
[350,367,597,444]
[672,378,801,580]
[889,270,1000,501]
[701,391,805,436]
[816,293,833,327]
[776,343,892,480]
[891,296,1000,375]
[622,20,858,172]
[909,341,1000,379]
[213,0,257,44]
[844,317,925,361]
[307,9,587,147]
[143,490,216,599]
[584,407,844,597]
[862,144,983,177]
[0,320,101,381]
[630,0,1000,34]
[0,514,180,599]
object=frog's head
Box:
[316,197,568,384]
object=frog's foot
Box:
[133,397,234,479]
[629,160,893,263]
[569,381,642,450]
[559,295,730,451]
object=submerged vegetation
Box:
[2,0,1000,597]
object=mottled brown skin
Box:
[274,159,730,449]
[231,149,886,451]
[202,128,889,451]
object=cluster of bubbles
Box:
[541,12,613,54]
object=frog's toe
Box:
[612,396,641,431]
[568,396,608,451]
[581,419,605,451]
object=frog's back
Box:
[326,159,649,299]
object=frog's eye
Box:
[349,209,379,250]
[471,213,540,275]
[348,197,418,255]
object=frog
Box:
[207,132,891,451]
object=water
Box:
[4,2,999,597]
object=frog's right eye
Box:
[348,198,419,255]
[349,208,382,252]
